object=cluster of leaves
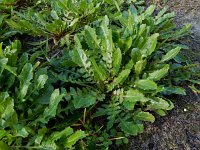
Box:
[0,40,86,149]
[6,0,126,44]
[0,0,199,149]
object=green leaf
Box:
[112,48,122,76]
[155,7,168,19]
[0,58,8,75]
[0,43,3,58]
[134,111,155,123]
[100,15,113,69]
[14,125,29,138]
[107,69,130,91]
[36,74,48,90]
[0,92,15,120]
[123,90,145,110]
[7,40,21,66]
[18,63,33,100]
[136,79,157,91]
[4,65,17,76]
[46,127,73,143]
[84,26,100,50]
[51,10,59,20]
[36,89,65,124]
[162,86,186,95]
[18,64,32,83]
[72,88,96,109]
[131,48,141,64]
[155,109,167,116]
[34,127,48,145]
[65,130,86,149]
[147,97,173,110]
[160,47,181,62]
[140,33,159,57]
[70,45,93,77]
[90,57,107,81]
[119,119,144,136]
[134,60,146,76]
[0,141,10,150]
[148,65,169,81]
[144,5,156,17]
[18,53,29,70]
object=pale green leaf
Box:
[15,125,29,138]
[141,33,159,57]
[90,57,107,81]
[65,130,86,149]
[18,63,33,100]
[0,43,3,58]
[36,89,65,124]
[134,60,146,76]
[123,90,145,110]
[34,127,48,145]
[0,92,14,120]
[70,46,93,76]
[144,5,156,17]
[107,69,130,91]
[18,63,33,85]
[36,74,48,89]
[51,10,59,20]
[155,109,167,116]
[47,127,73,143]
[148,65,169,81]
[160,47,181,62]
[0,58,8,75]
[136,79,157,91]
[155,7,168,19]
[84,26,99,49]
[134,111,155,123]
[112,48,122,76]
[101,15,113,69]
[147,97,173,110]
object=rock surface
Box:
[128,1,200,150]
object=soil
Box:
[127,1,200,150]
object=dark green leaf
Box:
[119,119,144,136]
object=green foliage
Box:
[0,41,86,149]
[6,0,122,44]
[0,0,198,149]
